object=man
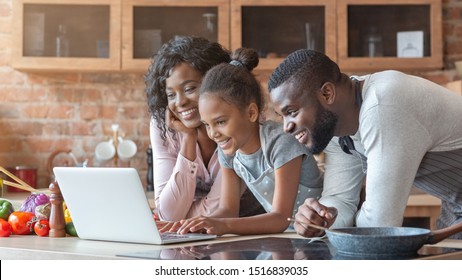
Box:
[268,49,462,239]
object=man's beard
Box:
[308,106,338,154]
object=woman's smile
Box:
[178,107,198,120]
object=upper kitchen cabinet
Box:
[230,0,337,71]
[12,0,121,71]
[122,0,230,72]
[337,0,443,71]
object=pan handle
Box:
[427,221,462,244]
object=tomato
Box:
[0,218,12,237]
[8,211,35,235]
[34,219,50,237]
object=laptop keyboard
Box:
[160,232,191,240]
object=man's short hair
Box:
[268,50,341,96]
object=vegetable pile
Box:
[0,193,76,238]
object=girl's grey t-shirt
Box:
[218,121,323,190]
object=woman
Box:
[145,36,265,221]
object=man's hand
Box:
[293,198,338,238]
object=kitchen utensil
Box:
[94,140,116,162]
[1,179,46,193]
[0,166,35,191]
[2,166,36,192]
[325,222,462,258]
[117,139,137,161]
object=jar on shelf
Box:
[363,27,383,57]
[202,13,217,41]
[56,24,70,57]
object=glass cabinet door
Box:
[337,0,443,71]
[13,0,121,71]
[122,0,230,71]
[231,0,336,71]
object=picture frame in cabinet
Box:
[230,0,337,72]
[12,0,121,72]
[122,0,230,72]
[337,0,443,72]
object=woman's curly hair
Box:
[145,36,231,141]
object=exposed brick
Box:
[101,105,118,119]
[0,87,47,102]
[0,104,20,118]
[69,122,96,136]
[118,104,149,119]
[45,73,80,85]
[27,73,52,85]
[446,41,462,55]
[446,7,462,20]
[80,105,101,120]
[21,105,50,118]
[0,137,22,152]
[4,120,44,136]
[42,122,69,136]
[48,105,76,119]
[24,138,74,153]
[80,88,103,103]
[0,68,27,85]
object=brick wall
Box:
[0,0,461,190]
[0,0,151,189]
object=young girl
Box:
[145,36,265,221]
[175,48,323,235]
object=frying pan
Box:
[325,221,462,258]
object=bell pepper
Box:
[64,208,72,223]
[0,199,15,220]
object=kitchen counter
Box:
[0,232,300,260]
[1,231,462,260]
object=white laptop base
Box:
[53,167,216,245]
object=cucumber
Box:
[65,222,78,237]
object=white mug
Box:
[94,140,116,162]
[117,139,137,161]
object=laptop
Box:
[53,167,217,245]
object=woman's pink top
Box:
[150,119,223,221]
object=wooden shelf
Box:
[230,0,337,71]
[121,0,230,72]
[13,0,443,73]
[337,0,443,72]
[12,0,121,72]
